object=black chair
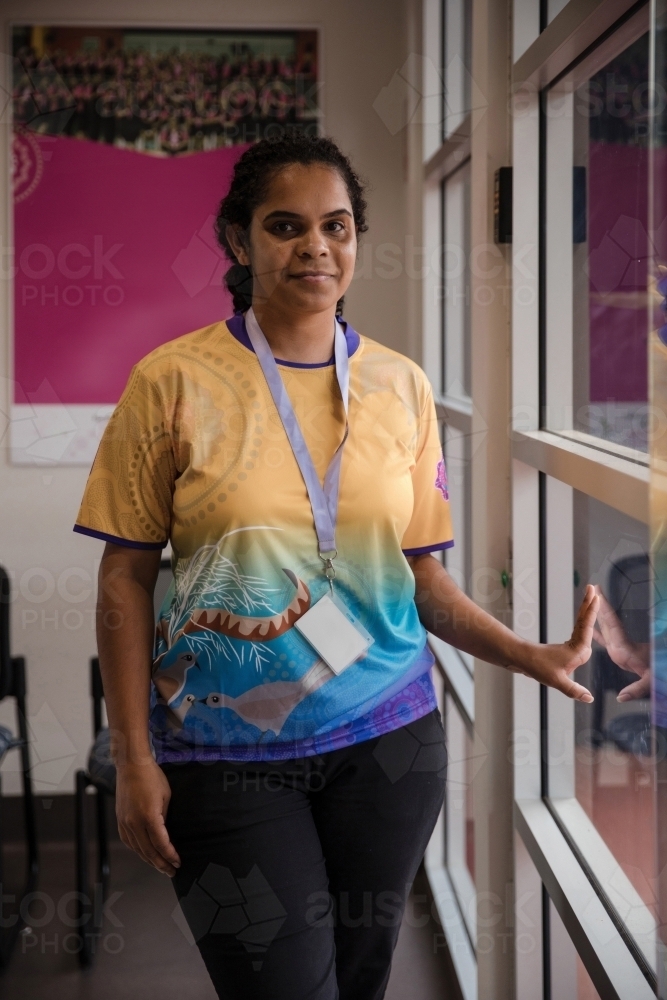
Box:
[75,558,173,967]
[592,553,651,756]
[0,565,38,969]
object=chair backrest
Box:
[0,566,13,701]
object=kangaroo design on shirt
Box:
[200,658,334,735]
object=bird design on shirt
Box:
[155,569,311,657]
[152,651,200,729]
[200,658,335,735]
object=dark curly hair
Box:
[215,133,368,316]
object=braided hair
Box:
[215,133,368,316]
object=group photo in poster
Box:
[10,25,319,465]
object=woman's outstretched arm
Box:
[97,542,181,876]
[409,553,598,702]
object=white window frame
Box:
[421,4,476,997]
[512,0,656,997]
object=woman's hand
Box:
[115,760,181,877]
[512,584,599,702]
[593,586,650,702]
[411,554,599,702]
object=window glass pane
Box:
[545,26,651,451]
[546,479,656,968]
[442,0,472,140]
[549,897,602,999]
[445,692,475,938]
[443,423,472,601]
[546,0,569,25]
[442,161,471,398]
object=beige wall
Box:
[0,0,411,793]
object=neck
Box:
[251,301,337,363]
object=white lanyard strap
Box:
[245,307,350,584]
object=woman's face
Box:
[228,162,358,316]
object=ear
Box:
[226,224,251,267]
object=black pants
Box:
[161,708,447,1000]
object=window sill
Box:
[515,798,655,999]
[511,428,649,523]
[548,796,656,973]
[423,858,477,1000]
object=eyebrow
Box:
[262,208,353,222]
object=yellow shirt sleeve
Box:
[401,386,454,555]
[74,365,175,549]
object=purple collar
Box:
[225,311,360,369]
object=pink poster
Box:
[11,25,319,464]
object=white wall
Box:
[0,0,411,793]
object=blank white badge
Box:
[294,593,373,675]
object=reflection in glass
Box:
[574,493,654,899]
[547,29,653,451]
[577,34,650,450]
[650,5,667,993]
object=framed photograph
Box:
[10,24,319,464]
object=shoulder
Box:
[131,321,233,381]
[354,334,434,410]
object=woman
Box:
[74,134,598,1000]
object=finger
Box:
[146,816,181,868]
[136,830,178,876]
[125,821,176,875]
[559,675,594,703]
[570,586,598,657]
[617,674,651,702]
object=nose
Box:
[296,226,329,259]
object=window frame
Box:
[512,0,657,996]
[421,5,476,995]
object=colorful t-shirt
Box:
[74,314,454,762]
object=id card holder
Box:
[294,593,374,675]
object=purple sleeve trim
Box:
[402,539,455,556]
[73,524,167,550]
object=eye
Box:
[211,695,220,704]
[325,220,346,233]
[272,221,297,235]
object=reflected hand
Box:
[519,584,599,702]
[593,585,650,702]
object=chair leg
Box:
[95,788,109,921]
[13,658,38,881]
[75,770,93,968]
[0,772,11,970]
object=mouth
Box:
[289,272,334,282]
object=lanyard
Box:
[245,307,349,589]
